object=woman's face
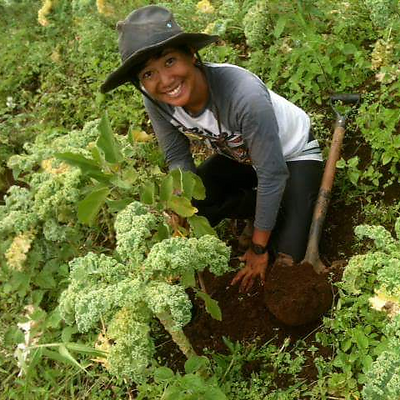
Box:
[138,48,208,113]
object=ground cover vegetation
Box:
[1,0,400,398]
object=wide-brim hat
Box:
[100,5,219,93]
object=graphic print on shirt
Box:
[172,122,252,164]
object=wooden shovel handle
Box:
[303,125,345,270]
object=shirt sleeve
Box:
[143,96,196,172]
[234,81,289,231]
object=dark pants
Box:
[194,154,323,262]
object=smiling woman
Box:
[101,5,323,293]
[137,48,209,114]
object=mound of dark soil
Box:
[265,257,333,326]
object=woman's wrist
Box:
[252,227,271,248]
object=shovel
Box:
[265,94,361,326]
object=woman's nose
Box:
[158,69,174,88]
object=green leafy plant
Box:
[137,356,227,399]
[58,201,232,381]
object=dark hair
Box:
[134,44,193,80]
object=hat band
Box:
[121,30,183,61]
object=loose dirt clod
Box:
[265,255,333,326]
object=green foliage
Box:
[2,0,400,397]
[57,199,231,381]
[137,358,227,399]
[362,342,400,399]
[313,215,400,397]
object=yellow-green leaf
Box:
[167,195,197,217]
[78,187,109,226]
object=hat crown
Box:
[118,5,182,61]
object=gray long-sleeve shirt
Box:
[144,63,322,231]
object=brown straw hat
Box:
[100,5,219,93]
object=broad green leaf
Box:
[181,269,196,288]
[347,156,359,168]
[204,388,227,400]
[58,344,86,371]
[6,271,31,296]
[106,198,132,212]
[140,181,156,204]
[170,169,184,192]
[348,170,360,186]
[382,153,392,165]
[96,113,123,164]
[90,145,103,165]
[32,290,45,306]
[65,342,107,357]
[78,187,109,226]
[393,135,400,148]
[46,309,62,329]
[160,174,174,202]
[43,348,73,365]
[34,268,56,289]
[184,356,208,374]
[154,366,174,382]
[181,373,204,388]
[354,330,369,349]
[196,291,222,321]
[122,169,138,184]
[342,43,357,55]
[129,129,153,143]
[172,170,205,200]
[181,171,196,199]
[110,176,131,189]
[61,326,78,343]
[167,195,197,217]
[188,215,216,237]
[273,16,286,38]
[191,173,206,200]
[55,152,111,182]
[336,158,346,169]
[361,354,373,373]
[163,387,183,400]
[154,223,171,242]
[55,152,98,171]
[341,338,352,352]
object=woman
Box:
[101,5,323,292]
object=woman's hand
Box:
[231,249,269,293]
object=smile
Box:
[165,83,183,98]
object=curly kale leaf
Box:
[362,341,400,399]
[145,281,192,330]
[355,224,399,254]
[8,120,101,174]
[115,201,159,266]
[196,234,232,276]
[0,186,37,234]
[143,235,231,281]
[243,0,271,48]
[107,304,154,381]
[58,252,143,332]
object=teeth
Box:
[166,84,182,97]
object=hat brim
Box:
[100,32,219,93]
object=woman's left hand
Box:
[231,249,269,293]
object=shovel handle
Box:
[303,124,345,269]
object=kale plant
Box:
[59,201,232,381]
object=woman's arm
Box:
[144,96,196,172]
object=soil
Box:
[265,258,333,327]
[184,267,325,355]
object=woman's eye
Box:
[141,71,153,80]
[165,57,176,67]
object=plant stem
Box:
[197,272,207,293]
[156,312,197,359]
